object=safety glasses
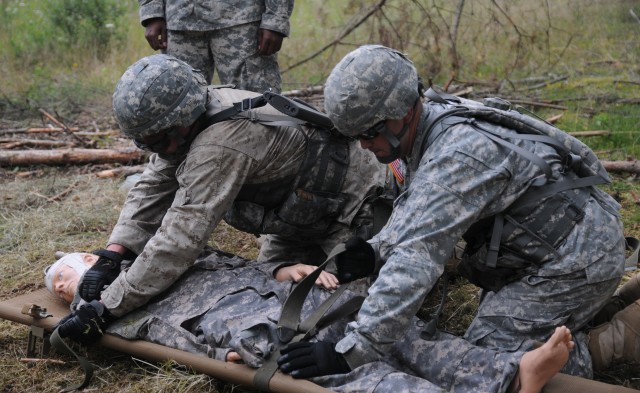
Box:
[358,121,387,140]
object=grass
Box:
[1,0,640,391]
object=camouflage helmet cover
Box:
[324,45,419,137]
[112,54,208,139]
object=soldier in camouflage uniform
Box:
[139,0,293,92]
[275,45,628,380]
[50,248,571,393]
[54,54,391,343]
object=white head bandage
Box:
[44,253,91,294]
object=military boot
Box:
[591,272,640,326]
[543,373,640,393]
[588,299,640,371]
[616,272,640,305]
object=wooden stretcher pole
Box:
[101,335,333,393]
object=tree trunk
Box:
[0,148,145,166]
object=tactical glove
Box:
[78,249,123,302]
[336,237,375,283]
[56,300,115,345]
[277,341,351,378]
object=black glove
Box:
[55,300,115,345]
[277,341,351,378]
[336,237,375,283]
[78,249,123,302]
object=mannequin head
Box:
[44,253,98,303]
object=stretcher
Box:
[0,288,332,393]
[1,289,638,393]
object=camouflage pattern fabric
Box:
[103,87,387,317]
[335,101,625,378]
[167,23,281,92]
[139,0,293,91]
[107,249,522,393]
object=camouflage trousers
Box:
[464,270,621,378]
[167,21,281,93]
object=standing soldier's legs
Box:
[463,268,620,378]
[166,30,215,83]
[210,22,282,93]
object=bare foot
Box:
[517,326,575,393]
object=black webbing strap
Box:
[205,95,268,125]
[254,243,367,391]
[49,328,94,392]
[275,243,346,343]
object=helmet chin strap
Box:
[376,102,417,163]
[377,122,410,164]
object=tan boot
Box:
[616,272,640,305]
[543,373,640,393]
[591,273,640,326]
[588,299,640,371]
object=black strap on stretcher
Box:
[49,328,94,392]
[253,243,365,391]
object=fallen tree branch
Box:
[0,148,145,166]
[0,127,80,135]
[545,113,564,124]
[95,165,147,178]
[38,109,91,147]
[29,180,80,203]
[0,139,76,149]
[568,130,610,137]
[601,160,640,175]
[509,100,568,110]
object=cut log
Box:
[601,160,640,175]
[0,148,145,166]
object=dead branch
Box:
[545,113,564,124]
[613,80,640,86]
[521,75,569,91]
[282,85,325,97]
[0,148,145,167]
[568,130,610,137]
[602,160,640,175]
[0,139,76,149]
[29,180,80,203]
[38,109,91,147]
[282,0,387,73]
[20,358,66,365]
[630,8,640,24]
[508,100,568,110]
[0,127,80,135]
[95,165,147,178]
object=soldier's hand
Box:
[257,28,284,56]
[277,341,351,378]
[78,249,123,302]
[336,237,375,283]
[144,17,167,50]
[55,300,115,345]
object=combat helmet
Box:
[324,45,420,137]
[112,54,208,139]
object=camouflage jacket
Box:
[138,0,294,35]
[335,100,625,368]
[103,87,386,317]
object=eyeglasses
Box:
[358,121,387,140]
[133,127,179,152]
